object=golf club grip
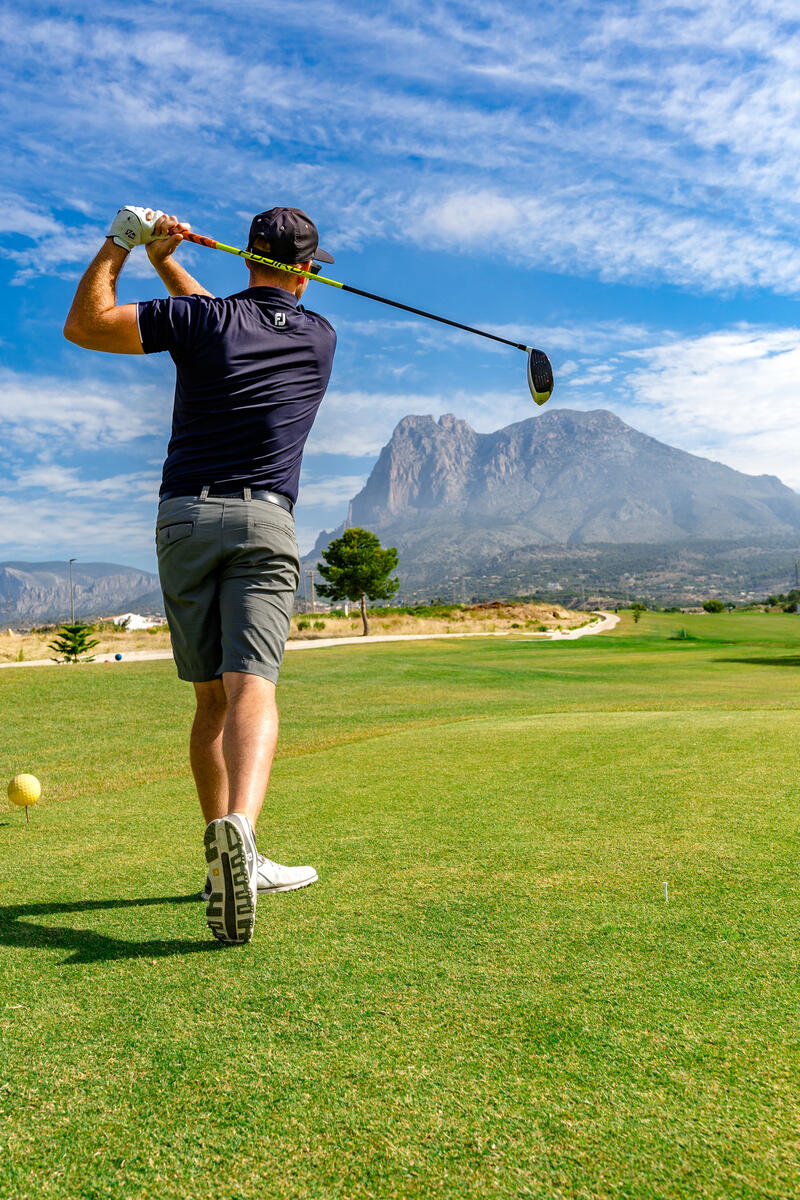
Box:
[180,232,217,249]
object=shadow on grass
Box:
[0,894,227,964]
[715,656,800,668]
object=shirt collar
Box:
[234,286,299,308]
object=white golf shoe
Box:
[200,852,317,900]
[256,854,318,894]
[203,814,258,944]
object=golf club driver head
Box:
[527,349,554,406]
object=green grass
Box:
[2,612,800,1199]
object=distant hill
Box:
[306,409,800,602]
[0,562,163,625]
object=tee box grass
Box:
[1,612,799,1199]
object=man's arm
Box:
[63,239,143,354]
[146,214,213,298]
[63,207,213,354]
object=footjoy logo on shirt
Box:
[273,313,286,327]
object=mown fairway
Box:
[1,612,799,1199]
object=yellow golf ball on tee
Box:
[7,774,41,807]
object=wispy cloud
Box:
[623,326,800,488]
[412,185,800,294]
[0,492,158,564]
[11,464,160,501]
[0,368,169,450]
[6,1,800,292]
[297,474,370,507]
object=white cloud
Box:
[297,474,369,508]
[0,492,158,568]
[411,184,800,294]
[0,195,60,238]
[623,326,800,488]
[7,0,800,294]
[0,368,169,449]
[10,465,160,501]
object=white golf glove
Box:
[107,206,166,251]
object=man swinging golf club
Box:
[64,205,337,944]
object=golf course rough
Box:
[1,610,799,1199]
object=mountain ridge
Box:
[0,562,162,625]
[308,408,800,601]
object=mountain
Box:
[0,562,163,625]
[307,410,800,602]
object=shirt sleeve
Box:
[137,296,204,356]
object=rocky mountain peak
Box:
[310,407,800,599]
[0,561,162,624]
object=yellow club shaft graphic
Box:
[175,228,554,404]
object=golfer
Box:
[64,205,337,943]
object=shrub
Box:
[297,618,311,631]
[313,620,326,630]
[702,599,726,613]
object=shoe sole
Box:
[204,818,256,943]
[258,870,318,895]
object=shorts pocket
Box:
[157,521,194,547]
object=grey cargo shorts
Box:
[156,495,300,684]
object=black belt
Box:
[160,487,293,514]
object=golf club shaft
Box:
[176,230,533,354]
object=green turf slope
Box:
[1,612,799,1199]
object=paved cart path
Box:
[1,612,620,669]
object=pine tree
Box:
[316,528,399,635]
[48,623,100,663]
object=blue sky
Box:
[3,0,800,572]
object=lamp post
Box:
[68,558,76,624]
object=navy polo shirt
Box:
[137,286,336,503]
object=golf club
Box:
[171,229,554,405]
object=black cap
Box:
[248,207,334,265]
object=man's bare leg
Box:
[197,670,316,923]
[191,673,278,828]
[221,671,279,829]
[191,679,229,824]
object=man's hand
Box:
[146,213,191,267]
[145,213,211,298]
[107,206,165,251]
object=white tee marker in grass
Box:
[7,774,41,824]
